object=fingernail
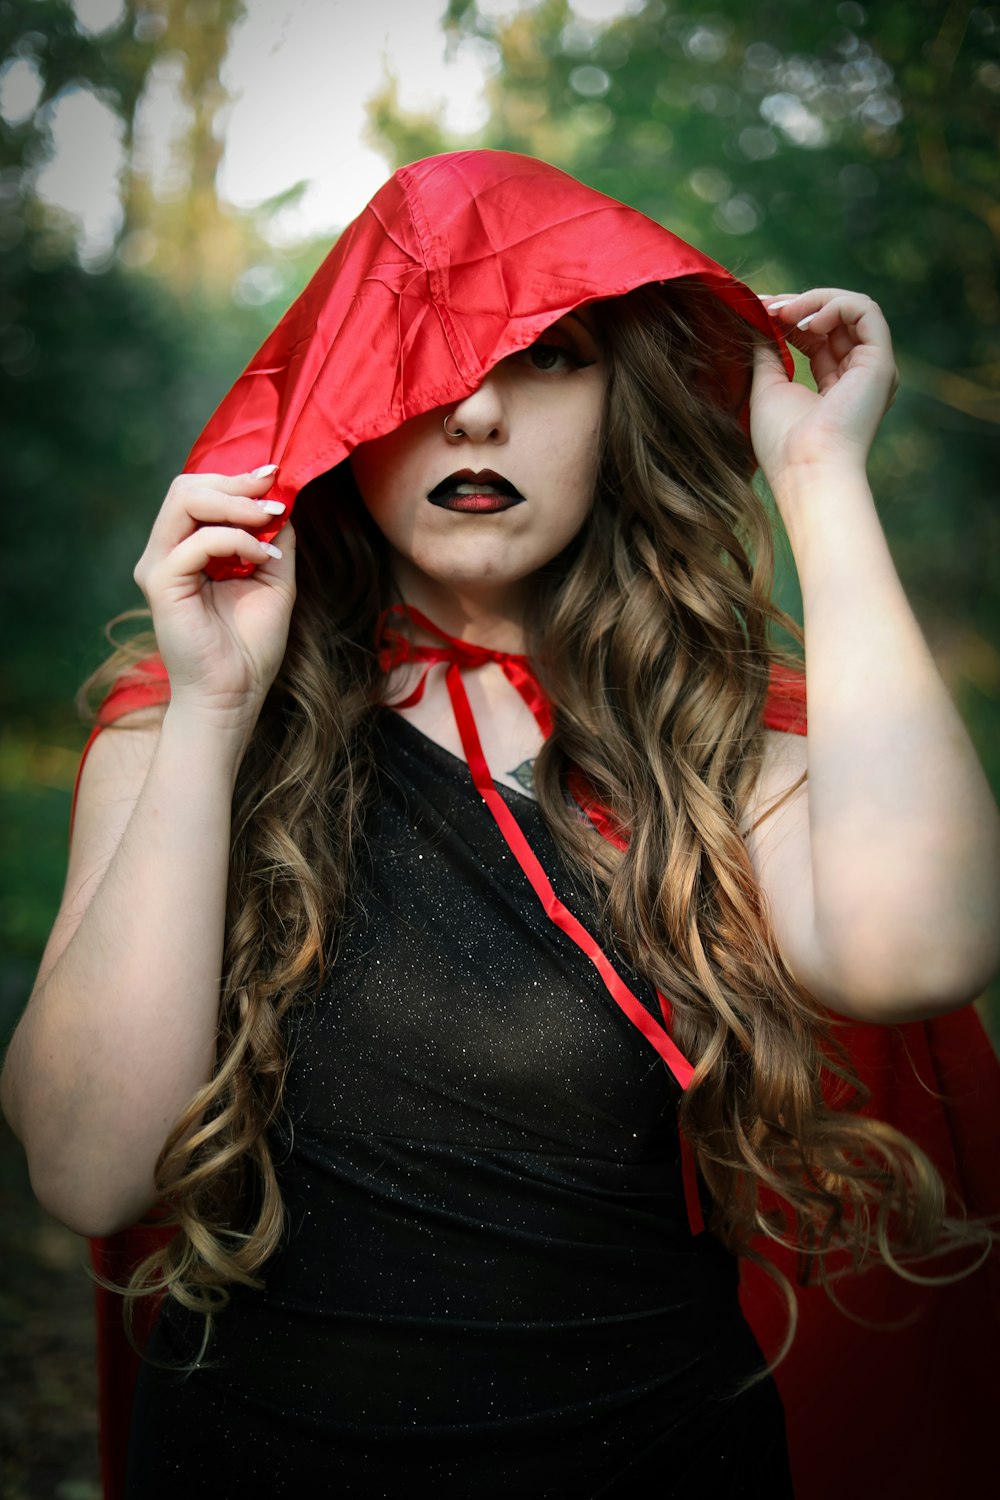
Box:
[796,313,817,329]
[766,299,796,313]
[251,463,279,478]
[261,541,282,558]
[255,500,286,515]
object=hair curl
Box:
[87,278,988,1367]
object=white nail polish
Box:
[256,500,286,515]
[261,542,282,558]
[797,313,817,329]
[251,463,279,478]
[766,299,796,313]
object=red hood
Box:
[186,149,792,578]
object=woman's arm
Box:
[0,467,295,1235]
[744,291,1000,1022]
[1,704,244,1235]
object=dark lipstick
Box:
[427,469,525,513]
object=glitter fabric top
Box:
[126,710,793,1498]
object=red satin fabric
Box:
[182,150,793,579]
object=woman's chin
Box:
[401,549,543,600]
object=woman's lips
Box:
[427,469,525,513]
[431,492,523,513]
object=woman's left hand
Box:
[751,288,899,492]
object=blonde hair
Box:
[86,279,988,1365]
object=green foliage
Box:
[0,0,154,131]
[0,741,75,1038]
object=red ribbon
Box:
[376,604,704,1234]
[378,604,553,735]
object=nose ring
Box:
[443,414,465,440]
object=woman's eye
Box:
[521,341,585,373]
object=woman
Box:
[3,150,998,1498]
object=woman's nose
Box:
[447,370,508,444]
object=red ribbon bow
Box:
[377,603,554,735]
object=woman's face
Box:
[349,310,606,625]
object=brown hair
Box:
[88,279,986,1365]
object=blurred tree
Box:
[0,0,251,283]
[118,0,252,293]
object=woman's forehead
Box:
[544,305,605,350]
[559,305,601,332]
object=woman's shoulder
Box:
[71,656,169,839]
[742,667,809,840]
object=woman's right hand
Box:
[133,466,297,728]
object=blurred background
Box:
[1,0,997,1494]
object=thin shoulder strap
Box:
[71,657,170,836]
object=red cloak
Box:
[78,150,997,1498]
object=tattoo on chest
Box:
[509,758,536,792]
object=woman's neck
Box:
[386,558,531,654]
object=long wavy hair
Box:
[87,278,986,1366]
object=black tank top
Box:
[126,711,793,1498]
